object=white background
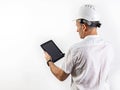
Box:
[0,0,120,90]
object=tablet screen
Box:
[40,40,65,62]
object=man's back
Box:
[61,35,114,90]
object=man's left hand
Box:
[44,51,52,62]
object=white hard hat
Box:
[76,4,100,21]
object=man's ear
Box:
[81,24,87,32]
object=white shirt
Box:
[61,35,114,90]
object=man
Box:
[44,4,114,90]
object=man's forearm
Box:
[48,61,69,81]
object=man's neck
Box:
[86,28,97,37]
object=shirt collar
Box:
[84,35,100,40]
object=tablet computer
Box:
[40,40,65,62]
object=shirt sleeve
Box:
[61,48,75,74]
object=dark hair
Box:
[79,19,101,28]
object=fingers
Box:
[44,51,52,61]
[44,51,47,55]
[44,51,49,56]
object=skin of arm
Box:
[44,52,69,81]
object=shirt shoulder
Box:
[69,42,84,52]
